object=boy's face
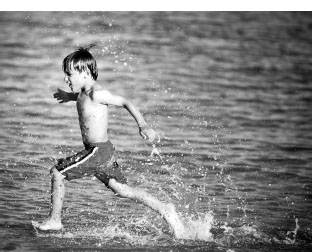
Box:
[64,69,87,92]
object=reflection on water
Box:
[1,12,312,251]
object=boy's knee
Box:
[50,167,65,179]
[109,179,133,197]
[50,166,57,175]
[109,178,123,189]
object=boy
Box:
[32,45,186,239]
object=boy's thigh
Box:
[95,161,127,188]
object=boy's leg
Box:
[32,167,65,230]
[33,145,103,230]
[106,178,186,239]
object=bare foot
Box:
[32,219,63,231]
[162,203,186,239]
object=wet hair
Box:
[62,44,98,80]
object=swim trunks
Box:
[55,141,127,187]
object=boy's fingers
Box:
[140,128,160,143]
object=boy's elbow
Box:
[121,98,132,108]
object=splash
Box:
[34,214,167,247]
[148,143,214,241]
[150,143,163,162]
[34,211,215,246]
[179,212,214,241]
[285,218,300,244]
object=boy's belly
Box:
[80,118,109,145]
[81,128,109,146]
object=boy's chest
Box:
[77,93,106,116]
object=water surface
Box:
[1,11,312,251]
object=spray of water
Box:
[285,218,300,244]
[150,143,163,162]
[180,212,214,241]
[148,142,214,241]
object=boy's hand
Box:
[53,89,71,103]
[139,126,160,144]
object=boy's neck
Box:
[81,79,96,94]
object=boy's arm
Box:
[53,89,79,103]
[93,90,159,142]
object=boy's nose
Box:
[64,76,69,83]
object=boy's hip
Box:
[84,140,114,150]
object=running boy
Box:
[32,45,186,238]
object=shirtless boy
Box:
[32,45,185,238]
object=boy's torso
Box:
[77,89,109,145]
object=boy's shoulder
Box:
[91,84,110,96]
[90,85,113,103]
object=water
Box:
[1,12,312,251]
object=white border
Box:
[2,0,311,11]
